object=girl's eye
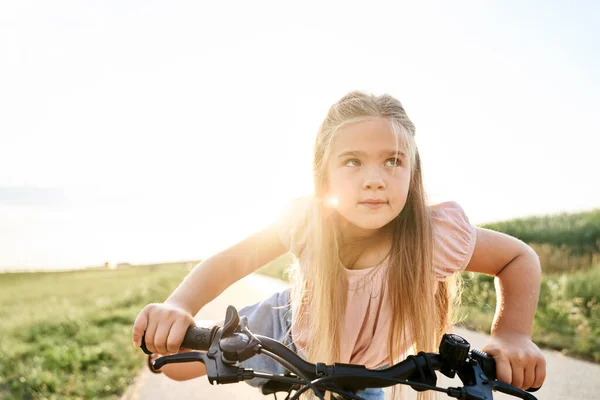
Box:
[344,158,361,167]
[385,157,402,167]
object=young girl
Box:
[132,91,546,399]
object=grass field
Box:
[1,257,598,399]
[0,263,192,400]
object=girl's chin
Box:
[340,220,392,236]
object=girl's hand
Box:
[132,302,196,355]
[482,331,546,390]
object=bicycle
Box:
[141,305,541,399]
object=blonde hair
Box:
[289,91,461,399]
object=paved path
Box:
[122,274,600,399]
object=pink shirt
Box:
[278,199,477,368]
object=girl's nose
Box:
[362,174,385,190]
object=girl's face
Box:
[324,118,411,235]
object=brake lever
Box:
[452,359,494,400]
[491,381,538,400]
[152,351,254,385]
[153,352,206,369]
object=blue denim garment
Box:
[237,289,385,399]
[353,387,385,400]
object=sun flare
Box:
[326,196,340,208]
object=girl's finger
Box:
[522,361,536,390]
[509,357,525,390]
[483,346,512,386]
[167,319,192,354]
[144,318,159,354]
[132,308,149,347]
[532,358,547,389]
[154,320,173,355]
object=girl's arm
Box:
[133,221,288,358]
[165,222,288,315]
[465,227,546,390]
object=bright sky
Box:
[1,1,599,270]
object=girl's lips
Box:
[359,201,388,209]
[360,199,387,204]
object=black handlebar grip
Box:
[140,326,219,355]
[181,326,219,351]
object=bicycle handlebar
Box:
[155,325,220,353]
[140,305,540,400]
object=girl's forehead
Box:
[332,118,407,154]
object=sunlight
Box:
[326,196,340,208]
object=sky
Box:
[1,1,599,271]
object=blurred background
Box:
[0,1,598,399]
[2,0,598,271]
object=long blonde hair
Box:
[289,91,460,399]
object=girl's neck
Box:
[338,223,393,270]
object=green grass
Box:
[0,263,193,400]
[458,266,600,362]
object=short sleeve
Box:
[275,196,311,256]
[431,201,477,281]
